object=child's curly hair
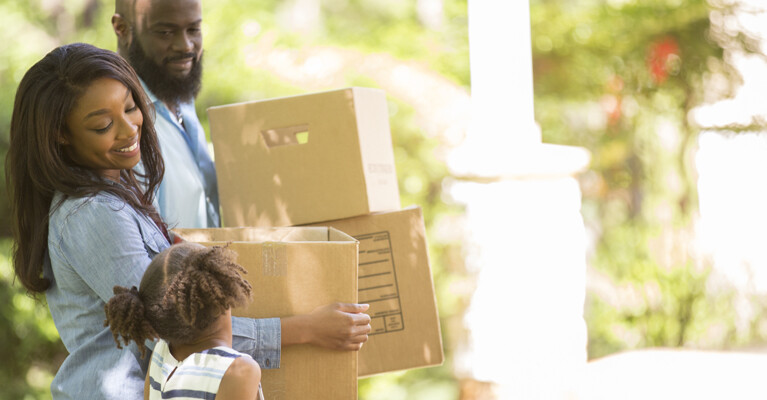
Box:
[103,243,252,357]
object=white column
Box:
[450,1,590,398]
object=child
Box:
[104,242,264,400]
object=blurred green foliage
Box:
[531,0,767,360]
[0,240,65,399]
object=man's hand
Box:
[282,303,371,351]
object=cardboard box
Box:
[208,87,401,227]
[172,227,359,400]
[307,207,444,377]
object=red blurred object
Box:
[648,36,680,84]
[603,75,624,126]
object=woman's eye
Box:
[95,122,113,134]
[126,104,138,113]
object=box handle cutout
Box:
[261,125,309,147]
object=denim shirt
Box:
[44,190,280,400]
[140,80,220,229]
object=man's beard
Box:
[126,38,203,105]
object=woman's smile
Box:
[115,137,140,154]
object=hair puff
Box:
[103,285,157,358]
[163,246,252,330]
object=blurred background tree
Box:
[531,0,767,361]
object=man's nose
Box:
[172,31,194,54]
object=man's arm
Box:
[281,303,371,350]
[232,317,281,369]
[231,303,371,369]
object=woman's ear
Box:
[57,133,69,145]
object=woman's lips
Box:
[115,141,139,153]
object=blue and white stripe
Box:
[147,339,250,400]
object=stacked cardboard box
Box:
[207,87,443,384]
[305,206,443,376]
[208,87,400,228]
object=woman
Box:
[7,43,370,400]
[8,42,168,399]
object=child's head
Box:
[104,242,252,355]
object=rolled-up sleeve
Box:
[232,316,281,369]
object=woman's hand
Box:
[281,303,371,351]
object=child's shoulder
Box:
[228,355,261,377]
[216,353,261,400]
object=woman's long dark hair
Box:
[6,43,165,294]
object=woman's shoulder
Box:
[52,190,125,207]
[49,189,168,253]
[50,191,131,220]
[48,190,143,242]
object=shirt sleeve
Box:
[231,316,281,369]
[52,198,157,302]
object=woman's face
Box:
[63,77,143,181]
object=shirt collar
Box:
[138,78,161,106]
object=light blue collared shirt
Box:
[140,80,220,229]
[45,190,280,400]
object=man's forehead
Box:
[131,0,202,25]
[133,0,150,17]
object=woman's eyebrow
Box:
[84,88,131,120]
[84,109,109,120]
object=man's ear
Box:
[112,13,132,50]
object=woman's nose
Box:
[117,114,141,139]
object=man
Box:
[110,1,371,397]
[113,0,217,229]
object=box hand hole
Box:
[261,124,310,147]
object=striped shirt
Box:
[147,340,262,400]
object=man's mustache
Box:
[165,53,197,63]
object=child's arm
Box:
[216,356,262,400]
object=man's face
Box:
[127,0,203,104]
